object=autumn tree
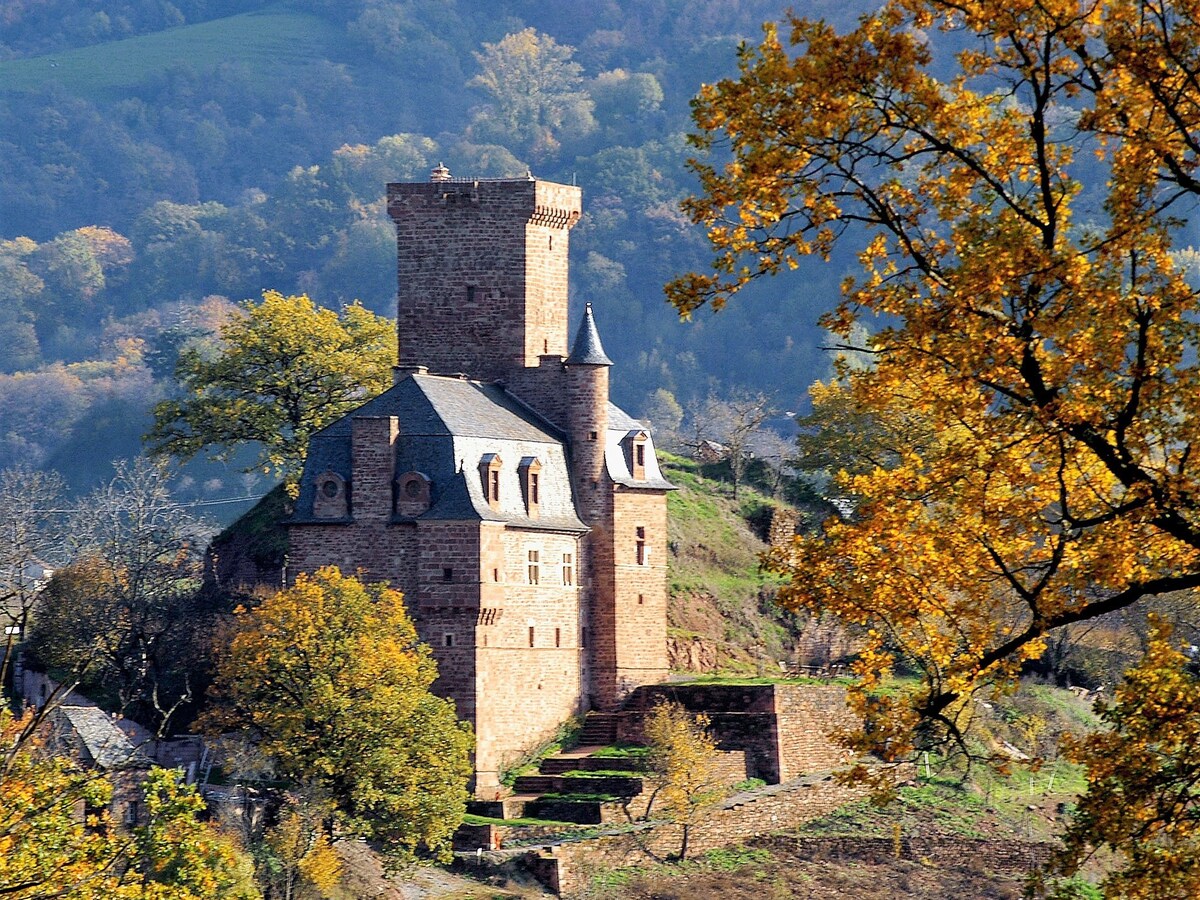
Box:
[1044,619,1200,897]
[203,567,472,863]
[468,28,596,160]
[25,459,210,730]
[258,793,343,900]
[642,701,726,861]
[0,704,258,899]
[146,291,395,487]
[685,389,775,498]
[668,0,1200,789]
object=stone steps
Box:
[539,753,649,775]
[578,712,620,745]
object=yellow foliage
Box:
[643,701,728,860]
[204,567,472,863]
[669,0,1200,788]
[147,290,395,485]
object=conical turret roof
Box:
[565,303,613,366]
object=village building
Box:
[286,169,672,792]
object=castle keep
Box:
[287,170,672,792]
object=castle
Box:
[286,168,672,792]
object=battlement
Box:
[387,170,582,383]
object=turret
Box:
[564,303,611,526]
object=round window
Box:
[404,478,422,498]
[321,479,339,498]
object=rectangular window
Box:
[530,472,539,505]
[527,549,540,585]
[581,626,588,648]
[442,567,453,582]
[562,552,574,586]
[489,469,500,503]
[528,626,535,647]
[638,593,644,605]
[555,627,561,648]
[444,633,454,647]
[635,443,645,468]
[636,527,646,566]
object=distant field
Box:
[0,5,350,101]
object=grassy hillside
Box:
[0,6,349,102]
[661,453,814,672]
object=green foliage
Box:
[498,716,582,787]
[0,10,349,102]
[147,291,395,486]
[204,567,473,863]
[468,28,595,159]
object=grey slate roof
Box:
[55,706,146,769]
[565,303,613,366]
[291,373,586,531]
[605,403,676,490]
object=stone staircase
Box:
[577,711,620,745]
[459,732,651,843]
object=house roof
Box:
[606,404,675,490]
[291,373,587,531]
[54,706,147,769]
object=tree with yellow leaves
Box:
[1033,618,1200,897]
[642,701,727,861]
[667,0,1200,882]
[203,567,472,864]
[0,705,258,899]
[147,291,394,488]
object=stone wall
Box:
[387,178,581,382]
[618,683,856,784]
[543,771,871,897]
[773,684,860,781]
[524,772,1053,897]
[753,833,1055,876]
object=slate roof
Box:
[54,706,147,769]
[606,403,676,490]
[565,303,613,366]
[291,374,586,531]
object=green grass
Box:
[0,4,349,101]
[536,792,625,803]
[590,743,649,759]
[498,716,583,787]
[461,813,577,828]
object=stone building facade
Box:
[288,170,671,792]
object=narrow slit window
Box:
[555,627,561,648]
[528,626,535,647]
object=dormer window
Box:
[313,472,348,519]
[395,471,431,517]
[519,457,542,517]
[479,453,502,510]
[624,430,649,481]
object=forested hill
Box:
[0,0,870,502]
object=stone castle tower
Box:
[288,168,671,792]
